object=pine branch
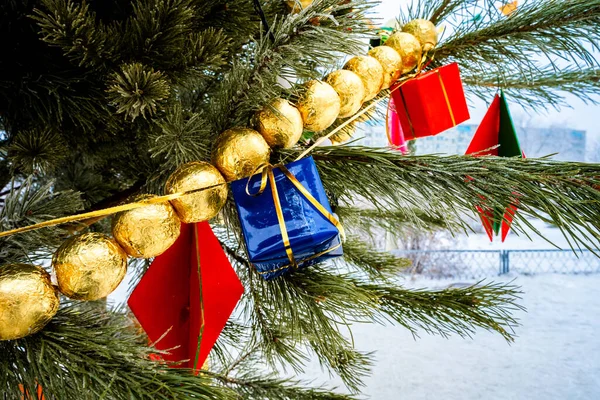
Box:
[462,66,600,110]
[0,304,235,400]
[209,371,358,400]
[0,180,83,265]
[340,235,412,279]
[293,146,600,252]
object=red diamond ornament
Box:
[128,222,243,373]
[466,92,524,242]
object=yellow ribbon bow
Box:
[246,163,345,275]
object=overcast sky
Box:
[373,0,600,147]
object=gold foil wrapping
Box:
[343,55,384,101]
[368,46,402,90]
[112,196,181,258]
[166,161,228,223]
[285,0,312,13]
[296,80,341,132]
[324,70,365,118]
[53,232,128,300]
[384,32,422,74]
[0,264,59,340]
[402,19,438,52]
[211,127,271,181]
[255,98,304,148]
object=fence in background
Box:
[392,249,600,279]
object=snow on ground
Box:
[341,274,600,399]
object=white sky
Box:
[373,0,600,147]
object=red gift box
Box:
[390,62,470,139]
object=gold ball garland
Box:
[255,98,304,148]
[296,80,341,132]
[0,264,59,340]
[402,19,438,52]
[165,161,228,223]
[324,70,365,118]
[112,196,181,258]
[384,32,422,74]
[0,23,442,339]
[211,127,271,181]
[343,55,384,101]
[53,233,128,300]
[367,46,402,90]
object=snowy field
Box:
[342,274,600,399]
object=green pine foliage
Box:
[1,0,600,398]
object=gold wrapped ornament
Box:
[53,233,128,300]
[384,32,422,74]
[0,264,59,340]
[255,98,304,148]
[166,162,228,223]
[285,0,312,13]
[324,70,365,118]
[296,80,341,132]
[343,55,384,101]
[211,127,271,181]
[402,19,438,52]
[367,46,402,90]
[112,196,181,258]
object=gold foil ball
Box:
[255,98,303,148]
[285,0,312,13]
[0,264,59,340]
[211,127,271,181]
[402,19,438,52]
[166,162,228,223]
[112,196,181,258]
[53,233,128,300]
[368,46,402,90]
[324,70,365,118]
[343,56,384,101]
[384,32,422,74]
[296,80,341,132]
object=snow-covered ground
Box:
[344,274,600,399]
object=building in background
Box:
[355,121,589,161]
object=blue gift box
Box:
[231,156,343,280]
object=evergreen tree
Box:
[1,0,599,398]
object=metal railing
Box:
[392,249,600,279]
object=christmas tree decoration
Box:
[285,0,313,13]
[165,162,228,223]
[211,127,271,181]
[466,91,524,242]
[18,383,45,400]
[402,19,438,52]
[367,46,402,90]
[0,264,59,341]
[296,80,341,132]
[390,62,470,139]
[255,98,304,148]
[500,1,518,16]
[53,233,128,300]
[343,55,384,101]
[324,70,365,118]
[384,32,422,74]
[128,222,243,372]
[112,196,181,258]
[231,156,344,280]
[386,96,408,153]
